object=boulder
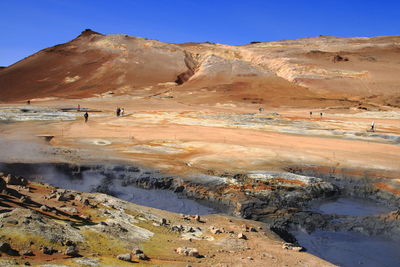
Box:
[175,247,200,258]
[40,205,51,212]
[237,232,247,240]
[4,174,28,186]
[65,246,80,257]
[117,253,132,262]
[22,250,35,256]
[0,242,19,255]
[282,242,303,252]
[41,246,57,255]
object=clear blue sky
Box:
[0,0,399,66]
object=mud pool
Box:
[293,229,400,267]
[310,197,392,216]
[0,162,215,215]
[292,196,399,266]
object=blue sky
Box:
[0,0,399,66]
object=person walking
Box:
[84,112,89,123]
[370,121,375,132]
[120,108,125,116]
[116,107,121,117]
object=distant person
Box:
[370,121,375,132]
[309,111,312,118]
[27,100,31,105]
[320,112,323,119]
[120,108,125,116]
[116,107,121,117]
[78,104,80,111]
[84,112,89,123]
[259,107,264,113]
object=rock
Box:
[20,195,31,204]
[282,243,303,252]
[65,246,80,257]
[0,242,19,256]
[132,249,143,255]
[209,226,222,234]
[194,215,201,222]
[4,174,28,186]
[65,240,75,247]
[0,177,6,190]
[250,227,257,232]
[237,232,247,240]
[42,246,57,255]
[40,205,51,212]
[160,218,168,225]
[22,250,35,256]
[136,253,149,260]
[175,247,200,258]
[74,257,99,266]
[117,253,132,262]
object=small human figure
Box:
[370,121,375,132]
[27,100,31,105]
[259,107,264,113]
[84,112,89,123]
[120,108,125,116]
[309,111,313,118]
[320,112,323,119]
[116,107,121,117]
[78,104,80,111]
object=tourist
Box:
[120,108,125,116]
[116,107,121,117]
[84,112,89,123]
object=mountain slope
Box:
[1,30,399,107]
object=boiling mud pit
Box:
[291,196,399,266]
[293,230,400,267]
[0,162,215,215]
[310,197,393,216]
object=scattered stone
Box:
[160,218,168,225]
[22,250,35,256]
[175,247,200,258]
[132,248,150,260]
[0,242,19,255]
[24,262,31,266]
[136,253,149,260]
[40,205,51,212]
[237,232,247,240]
[4,174,28,186]
[41,246,57,255]
[117,253,132,262]
[65,246,80,257]
[74,257,99,266]
[250,227,257,232]
[20,195,31,204]
[282,243,303,252]
[194,215,201,222]
[209,226,222,234]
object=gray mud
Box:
[293,229,400,267]
[0,162,216,215]
[309,197,393,216]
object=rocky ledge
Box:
[0,172,334,266]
